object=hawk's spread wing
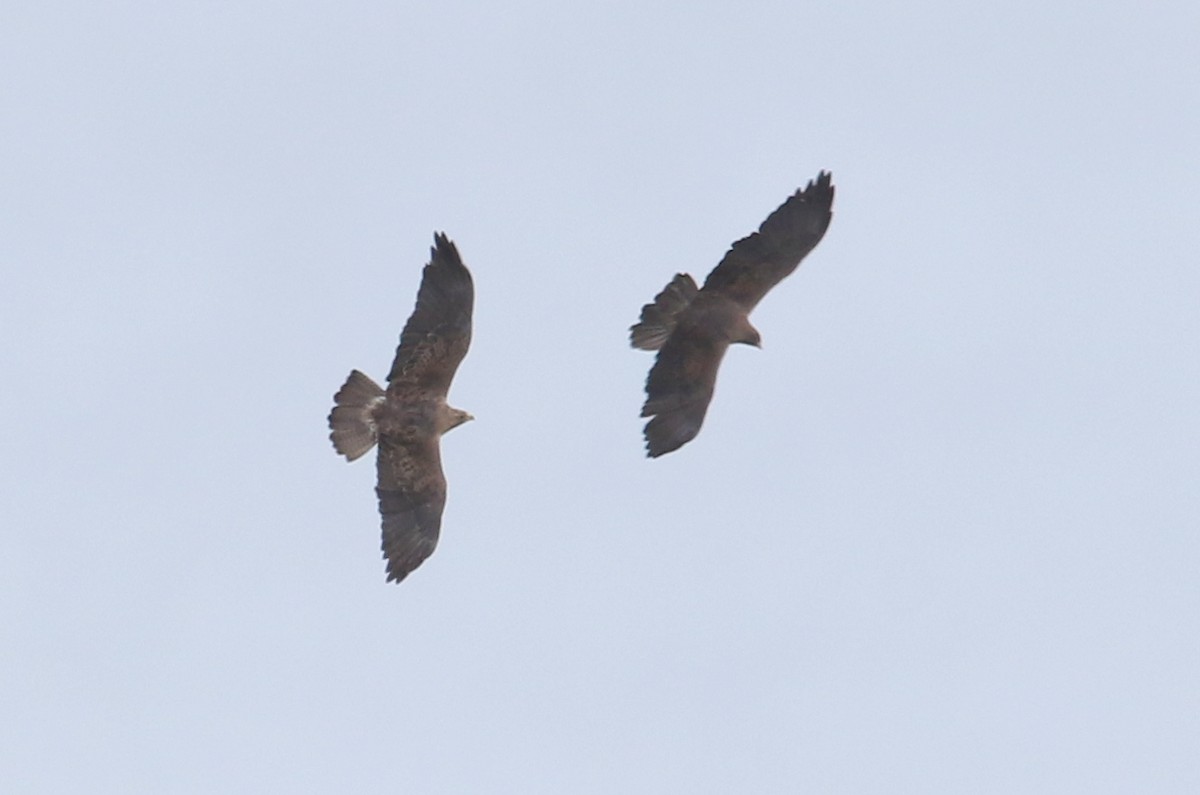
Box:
[387,233,474,395]
[375,434,446,584]
[640,322,728,458]
[701,171,834,311]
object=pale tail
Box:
[328,370,386,461]
[629,273,699,350]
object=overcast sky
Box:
[3,1,1198,792]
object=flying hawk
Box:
[630,171,835,457]
[329,233,474,583]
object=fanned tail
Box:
[328,370,386,461]
[629,273,699,350]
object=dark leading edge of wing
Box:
[387,232,474,394]
[701,170,834,310]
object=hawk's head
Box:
[732,316,762,349]
[441,406,475,433]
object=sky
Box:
[3,1,1198,792]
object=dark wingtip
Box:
[424,231,472,292]
[383,551,420,584]
[809,170,835,202]
[642,420,685,458]
[644,438,680,458]
[430,231,460,263]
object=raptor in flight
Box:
[329,233,474,582]
[630,171,835,457]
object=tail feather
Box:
[328,370,386,461]
[629,273,698,350]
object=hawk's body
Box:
[329,233,474,583]
[631,171,835,457]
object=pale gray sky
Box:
[3,1,1198,792]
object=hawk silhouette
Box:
[630,171,835,457]
[329,233,474,583]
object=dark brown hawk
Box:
[329,233,474,583]
[630,171,835,457]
